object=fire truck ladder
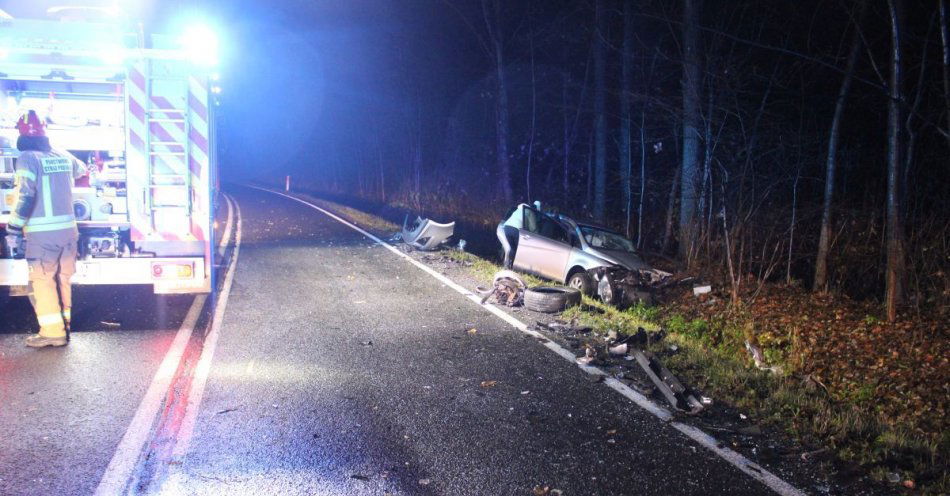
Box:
[144,61,192,232]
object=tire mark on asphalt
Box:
[94,194,236,495]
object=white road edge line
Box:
[93,194,236,495]
[218,194,234,251]
[254,185,806,496]
[164,195,243,481]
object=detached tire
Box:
[524,286,582,313]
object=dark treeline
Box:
[234,0,949,320]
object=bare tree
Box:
[620,0,634,235]
[593,0,608,220]
[814,7,863,292]
[526,26,537,201]
[679,0,702,261]
[486,0,513,204]
[885,0,905,321]
[939,0,950,150]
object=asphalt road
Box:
[0,186,791,495]
[0,286,195,495]
[159,187,774,495]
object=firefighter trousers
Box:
[27,241,77,338]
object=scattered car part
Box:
[744,341,784,374]
[537,320,592,334]
[608,343,628,356]
[401,214,455,251]
[476,269,527,307]
[693,285,712,296]
[523,286,581,313]
[632,350,704,415]
[576,347,596,365]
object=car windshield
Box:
[580,226,636,253]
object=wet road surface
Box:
[160,187,773,495]
[0,186,791,495]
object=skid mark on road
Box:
[95,194,237,495]
[161,196,244,490]
[254,185,806,496]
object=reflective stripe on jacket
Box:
[11,150,81,237]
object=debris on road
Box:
[480,380,498,388]
[576,347,596,366]
[359,340,373,346]
[476,270,527,307]
[632,350,705,414]
[101,320,121,327]
[537,320,592,334]
[400,214,455,251]
[608,343,628,356]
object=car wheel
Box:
[567,272,594,296]
[523,286,582,313]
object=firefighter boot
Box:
[25,334,68,348]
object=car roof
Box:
[557,214,617,234]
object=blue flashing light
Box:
[180,23,219,67]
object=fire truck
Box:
[0,11,219,294]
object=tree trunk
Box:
[638,110,647,249]
[698,83,714,256]
[787,169,800,284]
[562,69,571,202]
[526,30,537,202]
[620,0,634,235]
[662,160,680,252]
[490,0,512,204]
[593,0,607,221]
[940,0,950,150]
[678,0,702,261]
[814,15,862,292]
[885,0,905,322]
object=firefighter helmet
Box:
[16,110,46,137]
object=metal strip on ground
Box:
[93,195,234,495]
[254,186,806,496]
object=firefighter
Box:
[4,110,87,348]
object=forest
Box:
[260,0,947,322]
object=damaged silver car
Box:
[496,202,671,305]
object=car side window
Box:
[523,207,541,233]
[539,217,570,245]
